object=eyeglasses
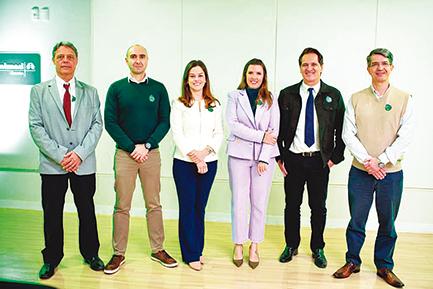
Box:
[369,61,391,68]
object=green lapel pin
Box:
[385,104,392,111]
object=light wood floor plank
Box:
[0,208,432,288]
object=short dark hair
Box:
[298,47,323,66]
[52,41,78,60]
[366,48,393,66]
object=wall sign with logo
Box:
[0,53,41,85]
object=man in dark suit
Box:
[277,47,345,268]
[29,41,104,279]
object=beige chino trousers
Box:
[112,148,164,255]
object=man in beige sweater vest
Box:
[333,48,414,288]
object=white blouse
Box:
[170,98,224,162]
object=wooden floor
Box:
[0,208,432,289]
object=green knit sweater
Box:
[104,77,170,152]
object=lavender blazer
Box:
[226,89,280,163]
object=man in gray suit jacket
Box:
[29,41,104,279]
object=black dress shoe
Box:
[312,249,327,268]
[279,246,298,263]
[85,256,105,271]
[39,263,56,279]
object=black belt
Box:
[290,151,320,157]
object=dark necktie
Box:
[305,87,314,147]
[63,83,72,127]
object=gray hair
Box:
[52,41,78,60]
[367,48,393,66]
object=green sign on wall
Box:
[0,53,41,85]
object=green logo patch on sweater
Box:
[385,104,392,111]
[149,95,155,102]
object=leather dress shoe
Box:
[85,256,105,271]
[333,262,361,278]
[312,249,327,268]
[39,263,56,279]
[377,268,405,288]
[279,246,298,263]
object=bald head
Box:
[126,44,147,58]
[125,44,148,80]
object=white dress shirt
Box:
[342,85,415,165]
[289,81,321,153]
[128,73,149,84]
[55,75,76,122]
[170,98,224,162]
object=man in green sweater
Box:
[103,44,177,274]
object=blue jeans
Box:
[173,159,217,263]
[345,166,403,269]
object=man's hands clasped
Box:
[364,157,386,180]
[130,144,149,163]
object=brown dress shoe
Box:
[333,262,361,278]
[151,250,178,268]
[377,268,405,288]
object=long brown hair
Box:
[179,60,219,108]
[237,58,272,107]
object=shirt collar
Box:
[370,84,390,99]
[301,81,321,95]
[128,74,149,84]
[56,75,75,86]
[55,75,76,94]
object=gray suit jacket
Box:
[29,77,103,175]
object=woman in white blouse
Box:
[170,60,223,271]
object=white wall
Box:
[0,0,91,169]
[1,0,432,233]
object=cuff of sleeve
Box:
[73,147,85,161]
[146,139,158,149]
[258,160,269,165]
[126,143,136,153]
[55,146,69,163]
[378,152,391,165]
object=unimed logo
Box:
[0,53,41,85]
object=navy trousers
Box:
[41,173,100,266]
[172,159,217,263]
[345,166,403,269]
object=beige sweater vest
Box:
[351,86,409,173]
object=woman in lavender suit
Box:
[226,58,279,269]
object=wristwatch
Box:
[378,161,385,168]
[145,143,151,149]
